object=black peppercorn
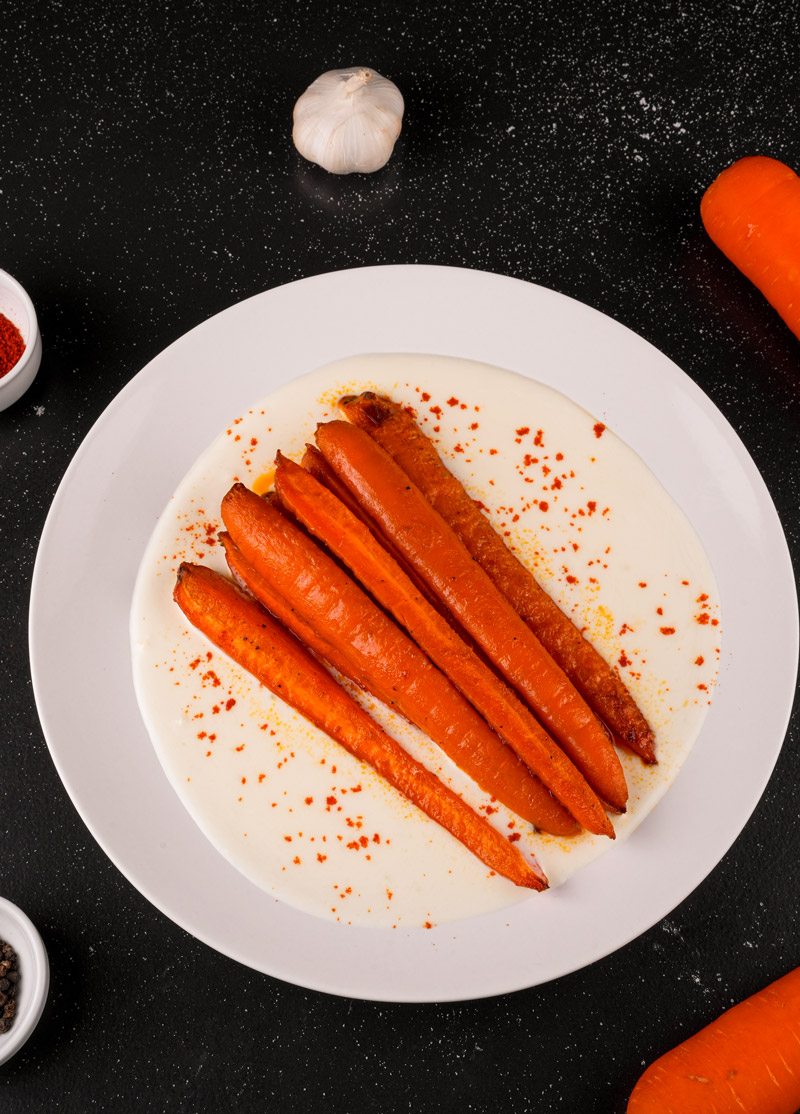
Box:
[0,941,19,1035]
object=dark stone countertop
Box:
[1,2,798,1111]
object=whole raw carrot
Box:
[315,420,628,816]
[173,562,546,890]
[701,155,800,341]
[274,453,581,837]
[340,391,656,763]
[221,483,581,835]
[627,965,800,1113]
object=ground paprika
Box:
[0,313,25,378]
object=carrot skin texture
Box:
[274,454,579,837]
[301,444,373,526]
[340,392,656,764]
[220,531,355,677]
[701,155,800,341]
[315,420,626,821]
[627,965,800,1114]
[173,562,545,891]
[302,442,500,671]
[301,443,461,630]
[220,483,570,836]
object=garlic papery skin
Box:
[292,68,404,175]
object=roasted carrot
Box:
[223,528,576,837]
[223,525,447,717]
[302,443,373,526]
[340,392,656,764]
[701,155,800,342]
[221,482,579,835]
[314,422,627,818]
[173,562,545,890]
[301,443,454,623]
[275,453,582,837]
[221,531,350,674]
[302,442,428,583]
[301,442,497,663]
[627,965,800,1113]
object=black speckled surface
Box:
[1,1,798,1110]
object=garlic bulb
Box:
[292,68,404,175]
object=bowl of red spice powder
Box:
[0,269,41,412]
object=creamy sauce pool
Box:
[131,354,721,928]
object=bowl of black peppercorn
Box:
[0,897,49,1066]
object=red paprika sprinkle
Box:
[0,314,25,378]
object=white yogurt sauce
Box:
[131,354,720,929]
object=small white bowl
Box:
[0,898,49,1066]
[0,269,42,412]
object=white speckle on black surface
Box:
[1,1,798,1111]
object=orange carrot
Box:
[274,453,581,837]
[302,443,373,526]
[223,528,576,837]
[220,531,351,674]
[173,562,546,890]
[301,442,456,625]
[302,442,429,584]
[220,483,578,835]
[701,155,800,341]
[315,421,627,818]
[340,391,656,764]
[302,442,500,664]
[627,965,800,1113]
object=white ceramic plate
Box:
[30,265,798,1002]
